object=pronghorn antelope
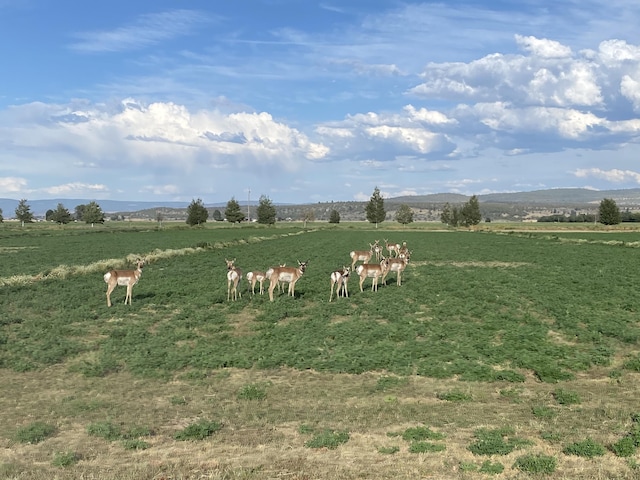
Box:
[225,258,242,301]
[246,270,266,295]
[398,241,409,258]
[329,266,350,302]
[104,259,144,307]
[349,246,374,271]
[371,240,383,261]
[266,263,288,293]
[384,239,401,258]
[266,260,309,302]
[356,257,388,292]
[382,252,410,286]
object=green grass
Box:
[3,223,640,478]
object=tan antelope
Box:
[371,240,383,261]
[104,259,144,307]
[384,239,401,258]
[382,252,410,286]
[225,258,242,301]
[356,257,388,292]
[329,266,350,302]
[398,241,409,258]
[266,260,309,302]
[266,263,288,293]
[246,270,266,295]
[349,246,374,270]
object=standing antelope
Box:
[266,260,309,302]
[225,258,242,301]
[371,240,383,261]
[329,266,350,302]
[266,263,288,293]
[104,259,144,307]
[382,252,410,286]
[384,239,401,258]
[398,241,410,258]
[356,257,388,292]
[349,246,373,271]
[246,270,266,295]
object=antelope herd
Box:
[103,240,411,306]
[221,239,411,303]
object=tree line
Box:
[0,199,106,226]
[0,194,628,228]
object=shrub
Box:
[553,388,581,405]
[436,390,472,402]
[51,451,79,468]
[86,421,121,441]
[532,405,558,418]
[304,429,349,449]
[468,428,533,456]
[14,422,56,444]
[409,441,446,453]
[563,438,606,458]
[513,454,557,474]
[459,462,477,472]
[174,420,221,441]
[122,439,150,450]
[237,383,267,400]
[610,436,637,457]
[402,426,445,442]
[479,460,504,474]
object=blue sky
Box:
[1,0,640,204]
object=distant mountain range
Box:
[2,187,640,218]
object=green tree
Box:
[395,204,414,226]
[440,203,458,227]
[225,197,246,223]
[186,198,209,226]
[365,186,386,227]
[0,207,3,223]
[212,209,223,221]
[15,199,34,225]
[74,204,86,221]
[50,203,72,224]
[328,209,340,224]
[45,209,54,221]
[83,201,105,225]
[256,195,276,225]
[460,195,482,227]
[599,198,621,225]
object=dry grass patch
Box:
[226,310,259,337]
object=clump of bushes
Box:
[513,454,557,474]
[174,419,221,441]
[14,422,56,444]
[553,388,581,405]
[304,429,350,449]
[468,427,532,456]
[563,438,606,458]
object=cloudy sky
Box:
[1,0,640,204]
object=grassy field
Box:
[1,221,640,479]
